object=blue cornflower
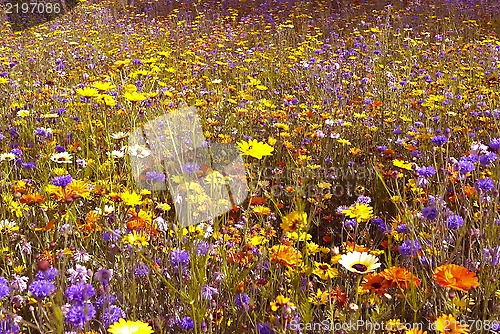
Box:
[0,277,9,299]
[35,268,59,281]
[196,241,210,256]
[65,303,96,328]
[396,224,409,234]
[398,240,421,257]
[65,283,95,304]
[54,145,66,153]
[447,215,464,229]
[171,249,190,268]
[0,318,20,334]
[484,246,500,267]
[133,263,150,278]
[95,294,117,309]
[28,280,55,299]
[344,219,356,229]
[421,206,437,220]
[430,135,447,146]
[145,171,166,183]
[101,305,125,327]
[234,293,250,310]
[416,166,436,178]
[257,322,275,334]
[52,175,73,188]
[458,159,475,174]
[479,152,498,167]
[22,162,35,169]
[183,163,200,175]
[179,316,194,331]
[475,178,495,193]
[370,217,391,233]
[490,138,500,151]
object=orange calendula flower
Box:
[270,244,302,268]
[381,266,421,289]
[434,314,469,334]
[433,264,480,292]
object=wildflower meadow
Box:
[1,0,500,332]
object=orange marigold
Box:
[270,244,302,268]
[433,264,480,292]
[381,266,421,289]
[362,273,392,296]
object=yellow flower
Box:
[312,262,338,280]
[76,87,99,98]
[393,159,413,171]
[92,81,115,91]
[122,231,149,247]
[107,318,154,334]
[308,289,329,305]
[342,203,374,222]
[120,191,142,206]
[280,211,307,233]
[337,138,352,146]
[270,295,294,311]
[237,139,274,159]
[0,77,8,84]
[434,314,469,334]
[124,91,147,102]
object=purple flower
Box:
[95,294,117,309]
[65,283,95,304]
[480,152,497,167]
[35,268,59,281]
[257,322,274,334]
[458,159,475,174]
[171,249,190,268]
[416,166,436,177]
[474,178,495,193]
[431,135,447,146]
[490,138,500,151]
[133,263,150,278]
[484,246,500,267]
[65,303,96,328]
[344,219,356,229]
[0,277,9,299]
[370,217,391,233]
[396,224,409,234]
[421,206,437,220]
[201,285,218,301]
[145,171,166,183]
[52,175,73,188]
[234,293,250,310]
[399,240,421,257]
[0,318,20,334]
[182,163,200,175]
[54,145,66,153]
[101,305,125,327]
[179,317,194,331]
[196,241,210,256]
[447,215,464,229]
[28,280,55,299]
[94,268,113,284]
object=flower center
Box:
[352,263,367,272]
[372,282,382,289]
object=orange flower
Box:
[433,264,480,292]
[381,266,421,289]
[362,273,392,296]
[19,193,45,205]
[270,244,302,268]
